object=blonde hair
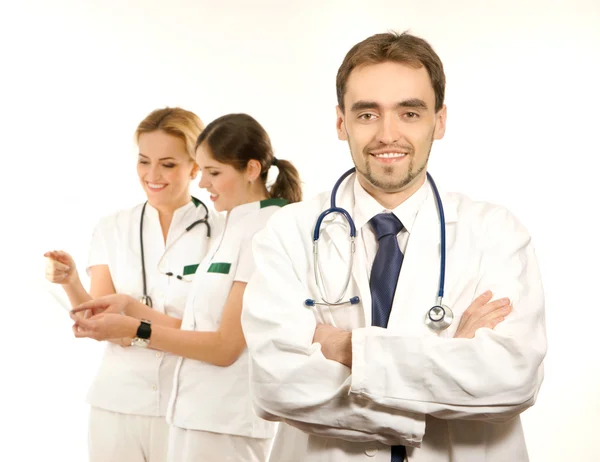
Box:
[135,107,204,161]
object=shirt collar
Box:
[353,176,430,234]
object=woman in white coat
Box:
[69,113,303,462]
[241,32,546,462]
[44,107,220,462]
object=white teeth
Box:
[148,183,165,189]
[374,152,406,158]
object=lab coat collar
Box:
[226,198,288,227]
[144,197,207,227]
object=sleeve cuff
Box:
[350,327,366,395]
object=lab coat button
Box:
[155,352,162,358]
[365,448,378,457]
[152,384,157,390]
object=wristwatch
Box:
[131,319,152,347]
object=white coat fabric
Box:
[167,199,287,439]
[242,173,546,462]
[86,198,222,416]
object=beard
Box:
[351,132,434,193]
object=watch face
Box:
[131,338,150,348]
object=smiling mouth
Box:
[147,182,167,191]
[370,152,407,159]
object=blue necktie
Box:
[369,213,407,462]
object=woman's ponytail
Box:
[269,158,302,204]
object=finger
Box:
[470,290,494,309]
[70,312,95,330]
[463,290,493,317]
[481,299,512,318]
[45,268,69,279]
[486,305,512,324]
[470,297,511,319]
[49,261,70,272]
[475,305,512,330]
[72,300,108,314]
[475,315,506,333]
[488,316,506,330]
[45,272,68,283]
[73,328,95,339]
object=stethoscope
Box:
[305,168,454,332]
[139,198,211,307]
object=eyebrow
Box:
[138,153,176,161]
[350,98,429,112]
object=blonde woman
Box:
[44,107,221,462]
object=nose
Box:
[147,164,162,182]
[375,113,400,146]
[198,171,210,189]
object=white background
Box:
[1,0,598,460]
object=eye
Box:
[209,172,220,177]
[163,163,176,169]
[358,113,377,121]
[138,159,149,165]
[404,112,420,119]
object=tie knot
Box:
[369,213,403,240]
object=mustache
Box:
[363,143,414,154]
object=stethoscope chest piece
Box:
[139,295,153,308]
[425,304,454,332]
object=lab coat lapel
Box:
[387,186,444,335]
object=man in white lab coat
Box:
[241,31,546,462]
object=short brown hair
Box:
[135,107,204,162]
[336,31,446,112]
[196,114,302,204]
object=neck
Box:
[228,187,269,213]
[149,195,191,240]
[358,173,426,210]
[246,185,270,205]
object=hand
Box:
[44,250,78,285]
[454,290,512,339]
[70,312,139,342]
[71,294,136,318]
[313,324,352,368]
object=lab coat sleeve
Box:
[86,217,110,274]
[350,206,547,422]
[242,215,425,447]
[233,236,255,283]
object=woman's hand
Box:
[72,293,137,318]
[70,312,139,342]
[44,250,78,285]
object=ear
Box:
[246,159,262,182]
[190,162,199,179]
[433,104,447,140]
[336,105,348,141]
